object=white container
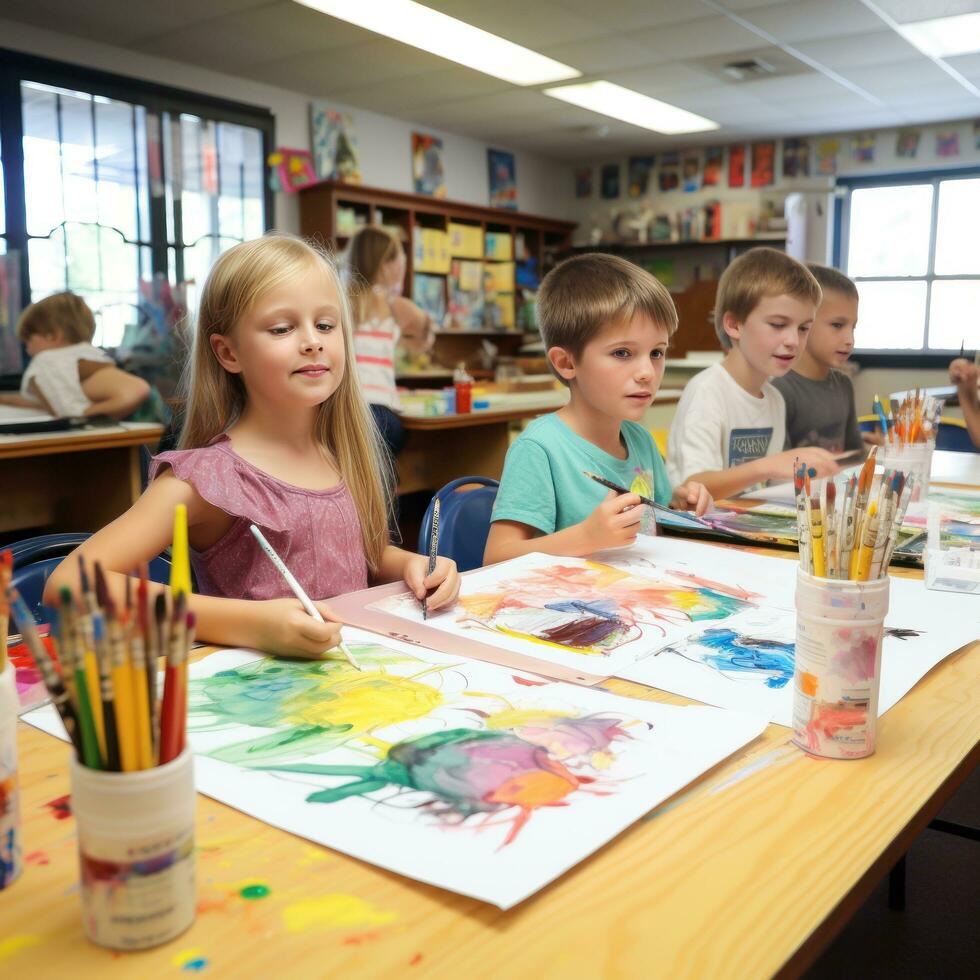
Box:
[879,441,933,503]
[1,662,22,889]
[792,568,890,760]
[70,747,196,949]
[925,501,980,594]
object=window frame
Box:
[833,164,980,369]
[0,48,275,359]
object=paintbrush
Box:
[582,471,714,528]
[423,498,440,621]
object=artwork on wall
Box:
[895,129,921,158]
[659,152,680,192]
[682,151,702,192]
[574,167,593,198]
[487,149,517,210]
[815,138,840,175]
[727,144,745,187]
[627,155,655,197]
[600,163,620,199]
[412,132,447,198]
[935,130,960,157]
[310,105,360,183]
[703,147,723,187]
[750,142,774,187]
[781,138,810,178]
[266,148,316,193]
[851,132,876,163]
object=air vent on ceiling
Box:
[722,58,777,82]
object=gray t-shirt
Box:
[772,368,863,453]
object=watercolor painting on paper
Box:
[370,552,764,675]
[32,631,763,910]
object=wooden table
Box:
[7,552,977,978]
[0,423,163,534]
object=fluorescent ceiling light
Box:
[293,0,580,86]
[898,12,980,58]
[544,81,719,135]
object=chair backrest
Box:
[936,418,975,453]
[417,477,499,573]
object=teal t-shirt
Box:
[491,413,672,535]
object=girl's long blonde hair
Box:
[346,226,402,323]
[178,233,391,572]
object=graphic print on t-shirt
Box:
[728,427,773,467]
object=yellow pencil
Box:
[809,498,826,578]
[130,632,154,770]
[855,501,879,582]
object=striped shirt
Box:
[353,315,400,410]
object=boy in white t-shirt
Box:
[667,247,841,499]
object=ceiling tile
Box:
[871,0,980,23]
[793,29,924,70]
[626,16,764,61]
[550,0,715,31]
[846,60,968,95]
[737,0,884,42]
[537,33,669,75]
[335,69,509,117]
[422,0,602,48]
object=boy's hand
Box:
[770,447,841,482]
[403,554,460,613]
[862,431,885,447]
[579,490,644,552]
[670,481,713,516]
[252,597,346,660]
[949,358,978,390]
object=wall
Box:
[0,18,574,233]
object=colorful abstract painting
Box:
[371,552,764,676]
[64,633,763,909]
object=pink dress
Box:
[149,434,369,601]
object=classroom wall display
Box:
[935,130,960,157]
[815,138,840,175]
[310,105,360,183]
[412,132,447,198]
[627,155,655,197]
[20,635,759,910]
[851,132,876,163]
[895,129,921,158]
[750,142,774,187]
[702,147,723,187]
[266,148,316,193]
[781,138,810,178]
[487,149,517,210]
[600,163,620,199]
[413,273,447,325]
[682,152,702,192]
[448,259,484,329]
[727,144,745,187]
[574,166,593,198]
[659,152,680,192]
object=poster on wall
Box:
[627,155,655,197]
[727,144,745,187]
[487,149,517,210]
[682,151,702,192]
[310,104,361,183]
[659,151,680,192]
[703,147,723,187]
[815,138,840,174]
[851,132,876,163]
[936,130,960,157]
[895,129,921,158]
[781,138,810,178]
[574,167,593,198]
[600,163,621,199]
[412,132,447,197]
[750,142,774,187]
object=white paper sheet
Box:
[23,630,767,909]
[617,577,979,725]
[371,549,778,676]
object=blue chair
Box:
[417,477,499,573]
[936,419,975,453]
[7,533,172,634]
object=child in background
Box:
[0,292,150,418]
[46,235,459,658]
[773,263,880,453]
[948,355,980,448]
[484,253,711,564]
[667,247,841,501]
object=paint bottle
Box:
[791,568,890,759]
[453,364,473,414]
[70,746,196,949]
[0,660,22,889]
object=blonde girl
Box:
[47,234,459,658]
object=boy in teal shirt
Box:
[485,253,711,564]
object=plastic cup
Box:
[70,747,196,949]
[1,662,22,889]
[880,441,933,503]
[792,568,890,759]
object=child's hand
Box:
[404,554,460,613]
[862,430,885,447]
[579,490,644,552]
[949,358,978,390]
[670,481,713,516]
[252,597,346,660]
[771,447,841,482]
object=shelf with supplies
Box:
[565,236,786,264]
[299,179,575,371]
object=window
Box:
[837,168,980,358]
[0,51,273,357]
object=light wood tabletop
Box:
[5,551,978,979]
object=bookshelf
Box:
[298,179,576,373]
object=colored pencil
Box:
[248,523,361,671]
[423,498,440,621]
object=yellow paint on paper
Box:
[282,894,396,934]
[0,935,41,963]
